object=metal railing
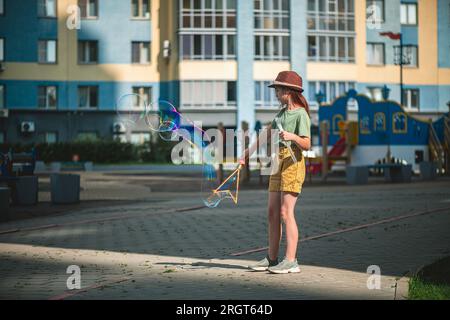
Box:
[429,120,444,175]
[443,116,450,174]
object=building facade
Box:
[0,0,449,147]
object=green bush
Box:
[0,138,177,164]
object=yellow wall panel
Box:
[253,61,291,80]
[179,61,237,80]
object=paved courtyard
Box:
[0,171,450,300]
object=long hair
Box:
[289,90,310,118]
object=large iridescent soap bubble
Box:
[114,94,242,209]
[145,100,181,142]
[115,93,148,129]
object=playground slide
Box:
[307,137,346,175]
[328,137,346,157]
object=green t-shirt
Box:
[271,107,311,145]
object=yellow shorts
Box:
[268,146,306,194]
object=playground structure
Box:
[0,148,81,219]
[0,148,38,210]
[0,148,36,179]
[312,89,450,181]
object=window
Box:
[78,41,98,64]
[76,132,99,141]
[180,0,236,29]
[367,87,383,101]
[0,85,4,109]
[308,0,355,32]
[0,0,4,15]
[308,35,355,62]
[393,112,407,133]
[132,87,152,107]
[38,0,56,17]
[132,0,151,19]
[254,35,289,61]
[43,132,58,144]
[0,132,4,143]
[307,1,355,63]
[79,0,98,18]
[366,0,384,23]
[394,45,418,67]
[38,86,57,109]
[0,38,4,61]
[308,36,316,57]
[180,80,237,109]
[78,86,99,108]
[254,0,290,61]
[113,134,127,143]
[374,113,386,132]
[403,89,419,110]
[366,43,384,65]
[227,81,236,102]
[131,132,151,145]
[180,0,237,60]
[254,0,290,31]
[400,3,417,25]
[132,42,151,64]
[255,81,278,108]
[38,40,57,63]
[180,34,236,60]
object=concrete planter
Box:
[0,187,10,221]
[346,166,369,185]
[51,174,80,204]
[14,176,39,205]
[386,165,412,183]
[419,162,437,181]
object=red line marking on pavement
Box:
[0,224,58,236]
[0,205,206,236]
[0,228,20,235]
[48,277,130,300]
[229,206,450,257]
[175,205,206,212]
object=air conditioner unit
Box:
[0,109,8,118]
[21,121,35,133]
[163,40,171,58]
[113,122,126,133]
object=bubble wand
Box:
[275,118,297,163]
[205,164,242,207]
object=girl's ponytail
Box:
[291,90,310,118]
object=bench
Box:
[61,161,94,171]
[346,163,412,185]
[35,161,94,173]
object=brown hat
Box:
[268,71,304,93]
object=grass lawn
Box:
[408,277,450,300]
[408,256,450,300]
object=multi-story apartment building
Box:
[0,0,449,148]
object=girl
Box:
[240,71,311,274]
